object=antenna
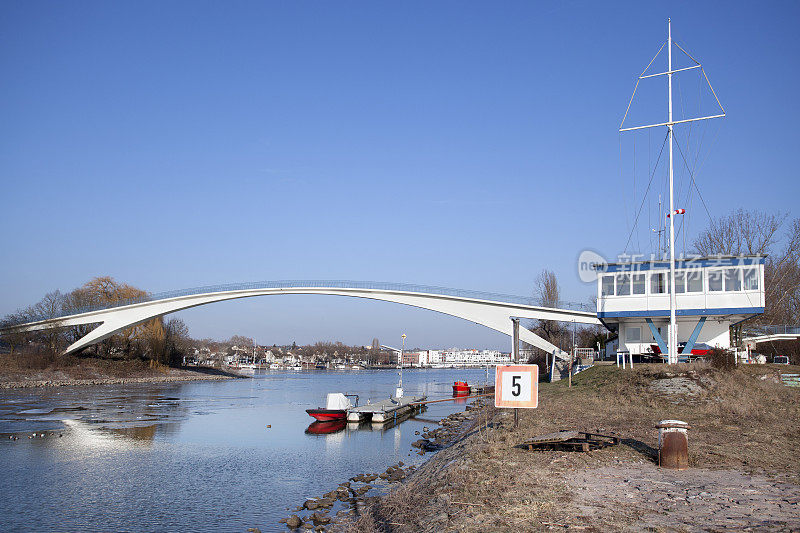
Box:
[619,19,725,364]
[652,194,665,257]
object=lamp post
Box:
[397,334,406,398]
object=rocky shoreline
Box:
[274,397,491,532]
[0,371,239,389]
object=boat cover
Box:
[325,393,351,410]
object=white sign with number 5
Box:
[494,365,538,409]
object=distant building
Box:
[402,352,420,366]
[442,349,512,366]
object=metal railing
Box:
[6,280,595,325]
[744,325,800,337]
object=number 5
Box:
[511,375,521,397]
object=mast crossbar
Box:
[639,65,700,79]
[619,113,725,132]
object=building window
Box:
[725,268,742,291]
[674,272,686,293]
[743,268,759,290]
[651,272,666,294]
[686,269,703,292]
[708,269,723,292]
[632,274,646,295]
[601,275,614,296]
[616,273,631,296]
[626,327,641,342]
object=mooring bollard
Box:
[655,420,690,470]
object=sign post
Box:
[512,318,520,427]
[496,318,539,423]
[495,364,539,410]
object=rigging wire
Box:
[624,131,669,253]
[620,41,667,130]
[619,134,631,238]
[648,128,653,254]
[673,132,714,223]
[633,134,641,251]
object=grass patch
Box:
[340,363,800,532]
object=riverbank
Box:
[338,363,800,531]
[0,352,239,389]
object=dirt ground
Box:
[340,363,800,532]
[0,352,238,388]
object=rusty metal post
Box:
[512,318,520,429]
[656,420,690,470]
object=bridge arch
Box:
[3,281,599,356]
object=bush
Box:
[708,347,736,370]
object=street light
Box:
[397,333,407,398]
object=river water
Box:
[0,368,493,532]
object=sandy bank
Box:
[0,366,240,389]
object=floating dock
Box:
[347,395,425,423]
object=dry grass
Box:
[338,363,800,532]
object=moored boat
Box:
[452,381,470,394]
[306,393,359,421]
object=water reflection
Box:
[305,420,346,435]
[0,368,494,532]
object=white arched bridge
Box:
[2,280,600,356]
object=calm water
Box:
[0,368,493,532]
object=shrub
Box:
[708,347,736,370]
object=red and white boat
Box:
[306,393,359,422]
[452,381,470,395]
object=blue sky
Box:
[2,1,798,349]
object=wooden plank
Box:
[526,430,580,444]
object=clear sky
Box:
[2,1,798,349]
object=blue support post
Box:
[645,319,668,357]
[682,317,706,354]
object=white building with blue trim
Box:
[595,255,765,359]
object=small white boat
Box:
[351,365,363,370]
[269,363,281,370]
[334,364,348,370]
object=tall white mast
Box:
[667,18,677,365]
[619,19,725,366]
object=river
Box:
[0,367,494,532]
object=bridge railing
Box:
[4,280,595,326]
[744,324,800,337]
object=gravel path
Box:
[569,462,800,531]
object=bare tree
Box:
[531,270,563,343]
[693,208,781,256]
[0,311,31,355]
[228,335,253,349]
[694,209,800,327]
[33,291,66,354]
[165,318,190,366]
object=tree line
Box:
[1,276,190,366]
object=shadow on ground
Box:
[622,437,658,462]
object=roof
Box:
[595,255,765,272]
